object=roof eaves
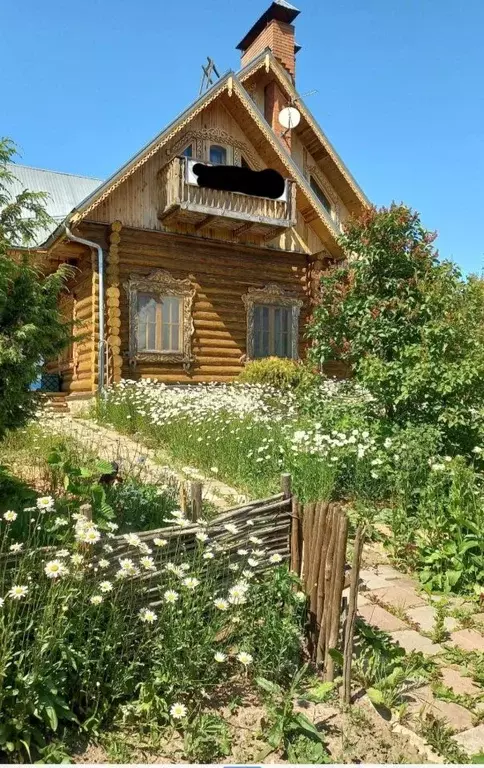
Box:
[238,51,370,207]
[42,72,233,248]
[231,74,340,240]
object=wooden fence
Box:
[2,473,363,692]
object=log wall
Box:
[114,225,310,383]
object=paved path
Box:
[357,539,484,759]
[40,414,246,510]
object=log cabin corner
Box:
[9,0,369,404]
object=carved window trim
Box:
[242,284,303,361]
[165,129,262,170]
[124,269,195,370]
[305,162,342,225]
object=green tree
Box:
[0,138,72,435]
[307,204,484,454]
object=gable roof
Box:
[36,67,346,254]
[238,49,370,212]
[12,52,367,255]
[5,164,102,247]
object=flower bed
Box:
[0,476,305,762]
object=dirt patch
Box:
[72,696,430,764]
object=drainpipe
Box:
[64,225,105,396]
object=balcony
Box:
[158,156,297,239]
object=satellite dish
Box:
[278,106,301,130]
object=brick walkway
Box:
[358,541,484,758]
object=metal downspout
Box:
[64,226,105,396]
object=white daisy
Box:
[213,598,229,611]
[99,580,113,593]
[153,538,167,547]
[170,702,187,719]
[140,556,156,571]
[70,553,84,565]
[37,496,55,512]
[182,577,200,590]
[237,651,253,666]
[90,595,103,605]
[44,560,69,579]
[269,553,283,564]
[8,585,28,600]
[98,558,110,569]
[203,551,215,560]
[224,523,238,534]
[79,527,101,545]
[196,531,209,542]
[124,533,142,547]
[164,589,179,604]
[214,651,226,662]
[3,510,17,522]
[9,543,23,553]
[139,607,157,623]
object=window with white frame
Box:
[124,269,195,369]
[137,293,182,353]
[242,284,303,361]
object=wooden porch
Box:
[158,156,297,239]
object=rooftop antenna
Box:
[199,57,221,95]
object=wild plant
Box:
[256,663,331,762]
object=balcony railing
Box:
[158,156,297,238]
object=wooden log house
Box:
[8,0,369,403]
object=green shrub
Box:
[0,140,73,437]
[238,357,315,392]
[307,204,484,456]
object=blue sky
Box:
[2,0,483,274]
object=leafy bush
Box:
[0,139,72,437]
[238,357,316,392]
[307,204,484,456]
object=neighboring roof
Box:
[236,0,300,52]
[5,163,102,247]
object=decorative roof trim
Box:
[239,50,370,208]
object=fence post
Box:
[190,481,203,522]
[342,523,366,704]
[281,472,292,500]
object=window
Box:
[310,176,332,215]
[242,284,303,361]
[125,269,195,370]
[253,305,292,358]
[209,144,227,165]
[137,293,181,353]
[182,144,193,158]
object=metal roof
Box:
[5,163,102,247]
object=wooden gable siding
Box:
[85,101,326,257]
[115,226,310,383]
[244,79,350,231]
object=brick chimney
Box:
[236,1,301,82]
